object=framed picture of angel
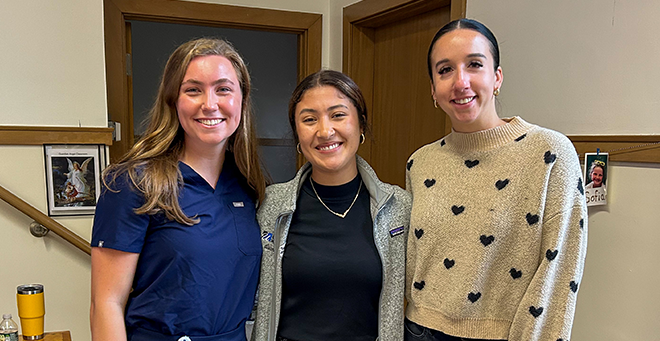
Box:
[44,144,106,216]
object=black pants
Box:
[404,318,506,341]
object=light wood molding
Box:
[0,185,91,255]
[568,135,660,163]
[0,126,113,146]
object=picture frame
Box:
[584,152,608,207]
[44,144,106,216]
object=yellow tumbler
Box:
[16,284,45,340]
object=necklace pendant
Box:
[310,177,362,219]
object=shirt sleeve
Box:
[508,139,588,341]
[90,173,150,253]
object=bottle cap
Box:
[2,314,10,319]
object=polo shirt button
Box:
[178,336,191,341]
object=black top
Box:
[278,174,382,341]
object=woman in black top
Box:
[251,70,412,341]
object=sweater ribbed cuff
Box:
[406,304,511,340]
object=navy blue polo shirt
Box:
[91,156,261,339]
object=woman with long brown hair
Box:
[90,38,266,341]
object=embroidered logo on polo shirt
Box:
[233,201,245,207]
[262,231,273,242]
[97,241,104,247]
[389,226,405,237]
[178,336,191,341]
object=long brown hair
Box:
[104,38,266,225]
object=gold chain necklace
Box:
[310,177,362,219]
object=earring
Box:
[433,99,439,109]
[360,133,365,145]
[493,88,500,96]
[296,143,302,154]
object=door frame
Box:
[104,0,322,160]
[342,0,466,162]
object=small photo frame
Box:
[584,152,608,207]
[44,144,106,216]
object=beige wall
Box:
[0,1,107,127]
[467,1,660,340]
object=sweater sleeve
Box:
[508,139,588,341]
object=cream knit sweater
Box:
[405,117,588,341]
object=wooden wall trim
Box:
[344,0,451,26]
[450,0,467,20]
[568,135,660,163]
[0,126,113,146]
[111,0,322,31]
[0,184,91,255]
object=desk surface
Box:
[20,331,71,341]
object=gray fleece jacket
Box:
[251,156,411,341]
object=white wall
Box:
[328,0,362,70]
[467,1,660,340]
[0,1,107,127]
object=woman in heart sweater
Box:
[404,19,588,341]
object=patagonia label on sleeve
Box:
[389,226,405,237]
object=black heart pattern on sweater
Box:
[480,235,495,246]
[570,281,579,293]
[515,134,527,142]
[510,268,522,279]
[495,179,509,190]
[407,159,414,171]
[577,177,584,195]
[546,249,558,261]
[465,160,480,168]
[414,229,424,239]
[557,339,565,341]
[440,139,446,146]
[424,179,436,188]
[526,213,539,225]
[468,292,481,303]
[544,151,557,164]
[413,281,425,290]
[529,306,544,318]
[444,258,455,269]
[579,219,584,229]
[451,205,465,215]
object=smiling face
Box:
[295,85,362,185]
[590,166,604,187]
[430,29,503,133]
[176,55,242,156]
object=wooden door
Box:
[344,0,466,188]
[104,0,322,162]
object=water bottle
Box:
[0,314,18,341]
